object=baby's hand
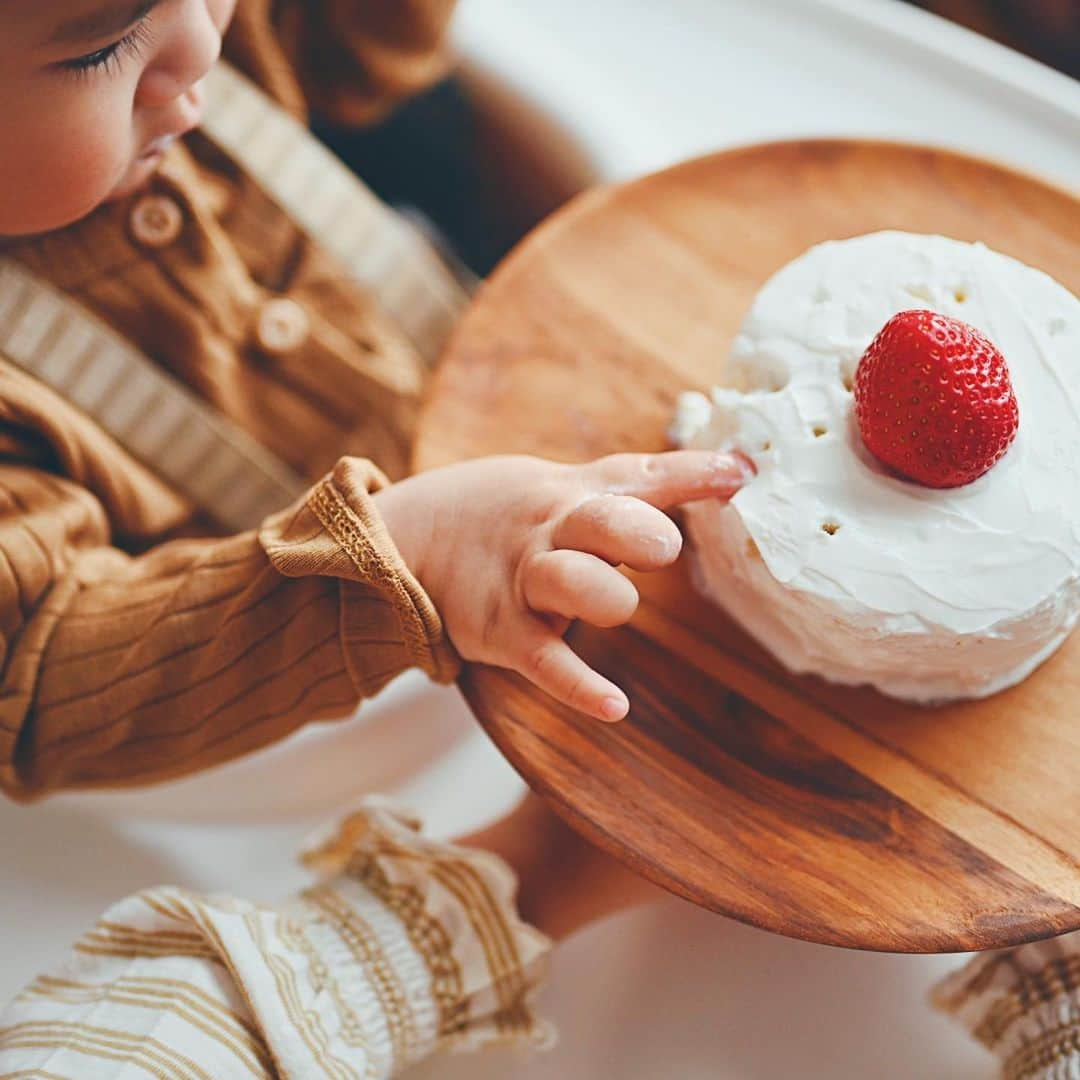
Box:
[374,451,753,722]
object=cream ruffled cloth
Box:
[934,937,1080,1080]
[2,797,1078,1080]
[0,799,552,1078]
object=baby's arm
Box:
[0,456,455,800]
[0,336,747,799]
[0,446,747,798]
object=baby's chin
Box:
[105,151,167,204]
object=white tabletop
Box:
[4,1,1077,1076]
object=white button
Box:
[129,194,184,249]
[256,297,310,355]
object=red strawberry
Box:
[853,310,1019,489]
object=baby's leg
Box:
[934,933,1080,1078]
[0,794,658,1079]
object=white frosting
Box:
[671,231,1080,703]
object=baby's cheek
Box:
[0,98,131,236]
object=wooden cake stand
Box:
[414,140,1080,952]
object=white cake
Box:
[671,231,1080,703]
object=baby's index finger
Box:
[593,450,756,510]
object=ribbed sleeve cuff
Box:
[933,935,1080,1080]
[259,458,460,698]
[300,797,555,1073]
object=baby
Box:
[0,2,748,1076]
[0,0,752,800]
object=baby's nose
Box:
[137,3,223,109]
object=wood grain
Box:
[415,140,1080,953]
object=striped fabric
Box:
[0,257,308,534]
[0,452,458,798]
[934,933,1080,1079]
[0,801,552,1079]
[202,64,471,371]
